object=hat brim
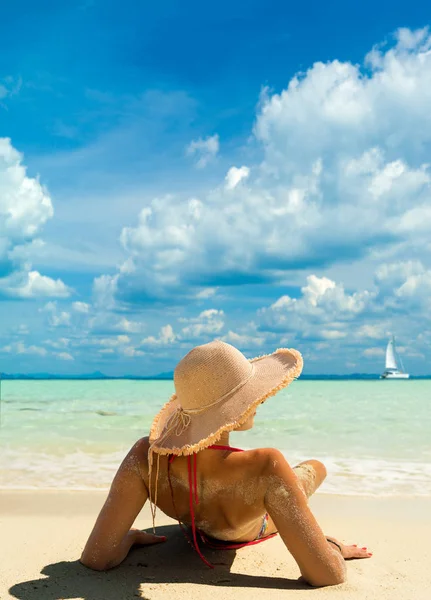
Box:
[149,347,303,456]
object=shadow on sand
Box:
[9,525,308,600]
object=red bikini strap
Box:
[167,446,244,569]
[193,453,199,505]
[187,455,213,568]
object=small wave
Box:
[95,411,118,416]
[18,408,41,411]
[1,447,431,496]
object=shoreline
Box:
[1,491,430,599]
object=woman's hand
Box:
[326,536,372,560]
[130,528,167,546]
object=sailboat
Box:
[380,336,409,379]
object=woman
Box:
[81,341,371,586]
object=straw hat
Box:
[149,340,303,456]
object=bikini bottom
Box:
[197,513,277,550]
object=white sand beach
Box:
[1,490,430,600]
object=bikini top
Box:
[167,444,243,568]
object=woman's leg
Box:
[293,459,327,499]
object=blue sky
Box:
[1,1,431,375]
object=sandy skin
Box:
[80,414,371,586]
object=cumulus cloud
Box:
[39,301,71,327]
[180,309,225,340]
[55,351,74,361]
[1,271,71,299]
[1,341,47,357]
[186,134,219,168]
[260,274,372,336]
[196,287,217,299]
[0,138,52,243]
[99,335,131,347]
[221,330,265,348]
[72,301,90,313]
[93,274,119,309]
[93,28,431,309]
[0,138,69,299]
[375,260,431,311]
[44,338,70,349]
[112,317,145,334]
[122,346,145,357]
[356,324,388,340]
[363,347,385,358]
[141,324,176,346]
[50,311,71,327]
[16,324,30,336]
[252,258,431,371]
[225,166,250,190]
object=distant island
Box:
[0,371,175,381]
[1,372,430,380]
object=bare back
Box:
[141,438,271,541]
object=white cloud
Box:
[99,335,131,347]
[2,271,71,299]
[320,330,347,340]
[375,260,431,311]
[72,301,90,313]
[356,324,387,339]
[363,347,385,358]
[93,273,119,309]
[225,166,250,190]
[260,274,372,334]
[40,301,57,313]
[51,311,71,327]
[221,330,265,348]
[186,134,219,168]
[302,276,337,308]
[0,137,53,239]
[0,138,70,299]
[180,309,225,339]
[39,302,72,327]
[196,287,217,299]
[254,28,431,172]
[138,310,224,350]
[141,324,176,346]
[122,346,145,357]
[55,352,74,361]
[44,338,70,349]
[1,341,47,357]
[16,324,30,335]
[95,29,431,306]
[113,317,145,334]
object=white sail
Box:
[385,338,398,371]
[381,336,409,379]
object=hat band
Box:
[183,363,256,415]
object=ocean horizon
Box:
[2,373,431,380]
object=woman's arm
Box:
[80,438,165,571]
[263,449,347,587]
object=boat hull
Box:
[380,372,410,379]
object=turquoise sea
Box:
[0,380,430,496]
